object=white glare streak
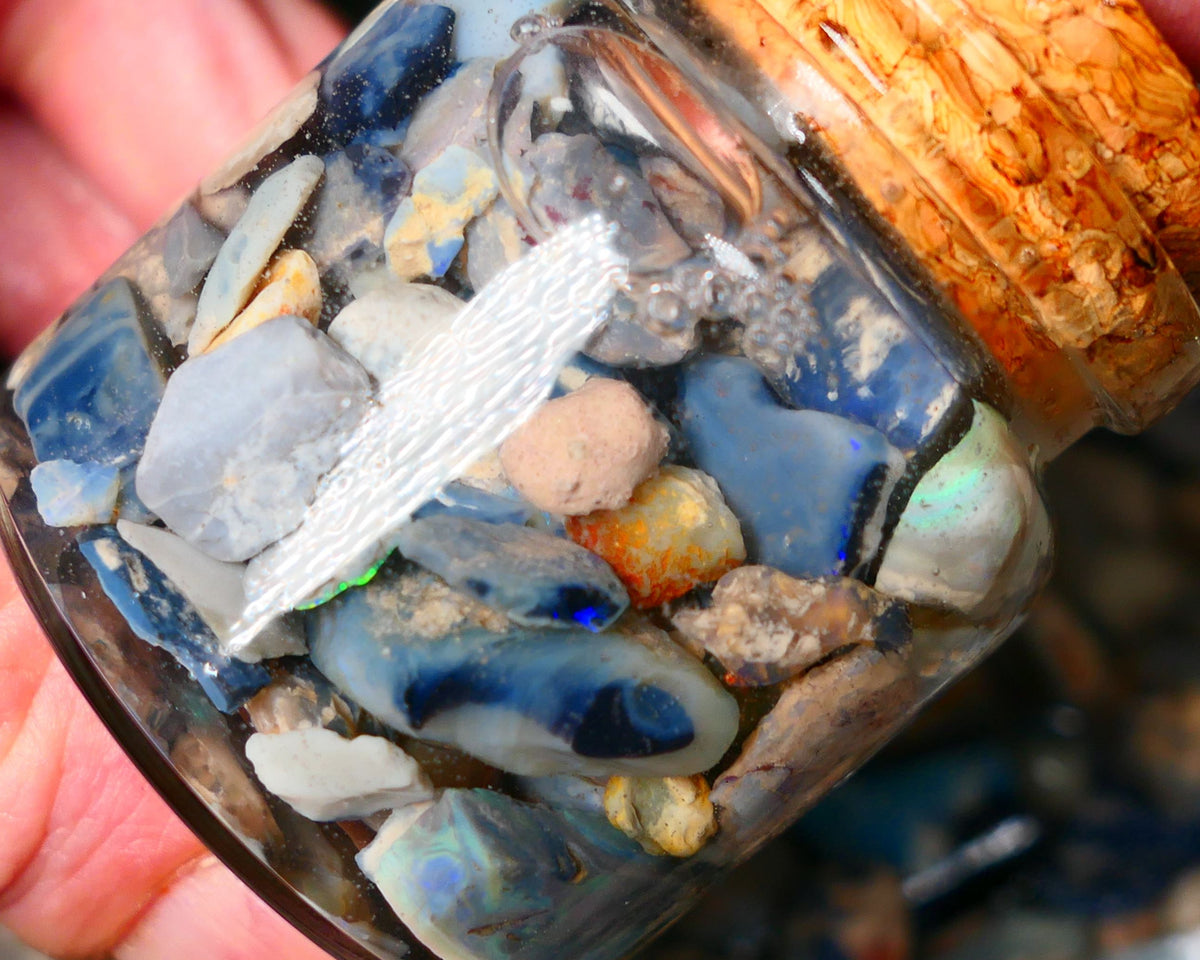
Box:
[228,215,627,653]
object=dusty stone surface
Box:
[500,378,669,515]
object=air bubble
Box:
[511,14,550,42]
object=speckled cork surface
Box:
[697,0,1200,439]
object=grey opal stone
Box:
[526,134,690,271]
[136,315,371,562]
[163,203,225,297]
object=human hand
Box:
[0,2,348,957]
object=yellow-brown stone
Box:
[604,774,717,857]
[205,249,322,353]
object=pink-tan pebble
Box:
[499,378,669,515]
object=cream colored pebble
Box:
[604,774,717,857]
[205,249,322,353]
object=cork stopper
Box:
[692,0,1200,445]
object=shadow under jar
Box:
[2,1,1199,958]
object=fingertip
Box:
[115,855,338,960]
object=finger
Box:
[0,559,336,959]
[0,0,345,228]
[116,855,337,960]
[0,99,137,354]
[1140,0,1200,75]
[0,565,205,955]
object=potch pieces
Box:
[7,0,1196,958]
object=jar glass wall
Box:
[0,1,1193,959]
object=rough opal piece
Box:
[306,143,411,273]
[604,774,718,857]
[309,564,739,776]
[115,520,305,663]
[206,249,323,353]
[320,3,455,143]
[400,58,495,171]
[385,145,500,280]
[412,481,534,527]
[14,277,166,468]
[678,355,906,579]
[359,789,667,960]
[392,516,630,631]
[673,566,912,686]
[326,281,462,380]
[78,527,270,712]
[245,728,434,821]
[712,644,917,845]
[136,315,371,562]
[759,230,968,451]
[30,460,119,527]
[163,203,225,298]
[190,155,326,354]
[566,465,746,608]
[875,402,1051,615]
[526,133,691,271]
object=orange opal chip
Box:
[566,465,746,608]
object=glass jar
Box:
[0,1,1197,958]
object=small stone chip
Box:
[566,465,745,608]
[204,249,322,353]
[673,566,911,686]
[604,774,717,857]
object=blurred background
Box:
[9,1,1200,957]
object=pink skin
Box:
[0,2,1194,957]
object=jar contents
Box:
[1,2,1080,959]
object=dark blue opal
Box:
[308,143,412,272]
[392,516,628,631]
[14,278,166,468]
[77,527,270,712]
[308,565,737,776]
[769,258,968,451]
[320,4,456,143]
[677,355,905,579]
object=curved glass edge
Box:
[0,395,427,960]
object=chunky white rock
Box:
[874,402,1050,616]
[137,315,371,562]
[116,520,305,662]
[327,281,463,381]
[500,378,669,515]
[245,728,434,821]
[190,156,325,354]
